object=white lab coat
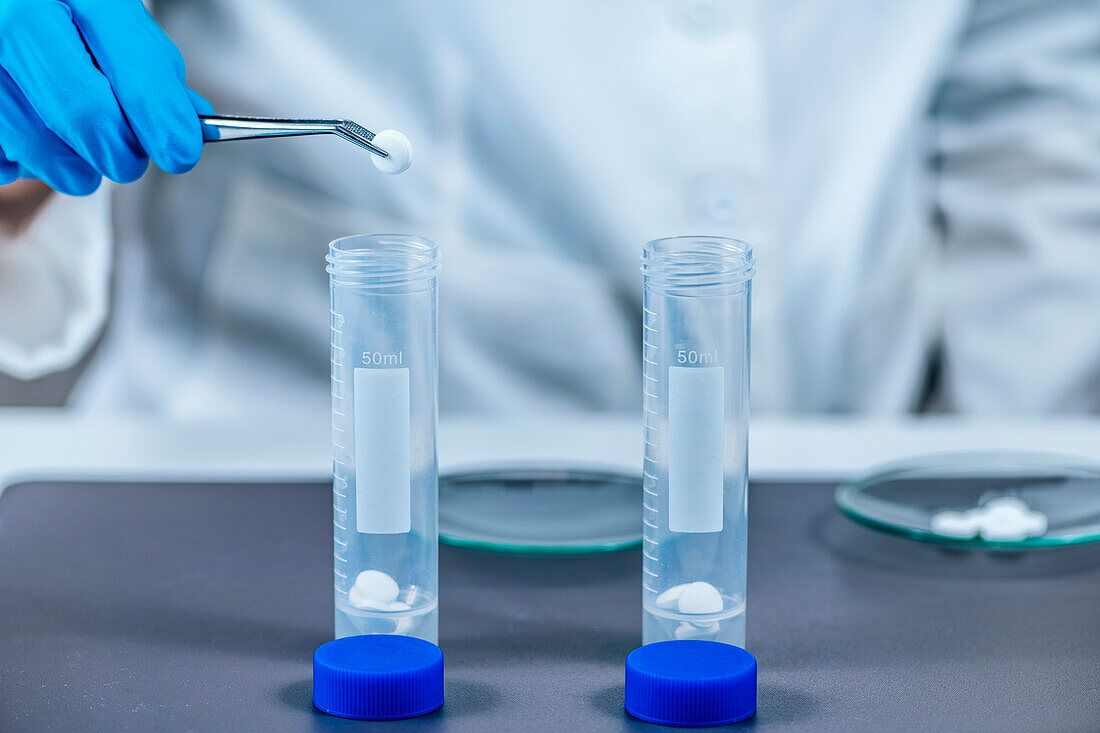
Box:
[2,0,1098,416]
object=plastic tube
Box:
[640,236,755,647]
[328,234,440,643]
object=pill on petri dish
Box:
[354,570,400,602]
[371,129,413,174]
[929,510,982,539]
[982,496,1030,516]
[977,499,1048,541]
[1021,510,1048,537]
[677,581,723,615]
[979,512,1030,541]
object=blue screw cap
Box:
[625,640,757,727]
[313,635,443,720]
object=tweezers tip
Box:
[336,121,388,157]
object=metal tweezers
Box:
[198,115,390,159]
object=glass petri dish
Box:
[835,451,1100,548]
[438,467,641,554]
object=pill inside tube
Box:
[677,581,724,615]
[674,621,721,640]
[656,583,689,610]
[354,570,400,602]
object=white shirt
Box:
[3,0,1099,416]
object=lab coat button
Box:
[690,172,746,225]
[685,0,718,28]
[667,0,739,38]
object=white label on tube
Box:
[668,366,724,533]
[354,367,411,534]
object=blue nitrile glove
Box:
[0,0,213,195]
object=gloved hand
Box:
[0,0,212,195]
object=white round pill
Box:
[354,570,400,603]
[371,129,412,174]
[655,583,689,610]
[674,621,720,640]
[982,496,1031,516]
[347,584,389,610]
[979,512,1030,541]
[930,510,982,539]
[1021,509,1048,537]
[677,581,724,615]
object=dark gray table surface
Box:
[1,480,1098,732]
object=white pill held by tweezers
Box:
[371,129,413,175]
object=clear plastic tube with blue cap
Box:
[640,236,755,647]
[327,234,439,644]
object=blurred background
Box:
[0,0,1097,417]
[2,6,1100,729]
